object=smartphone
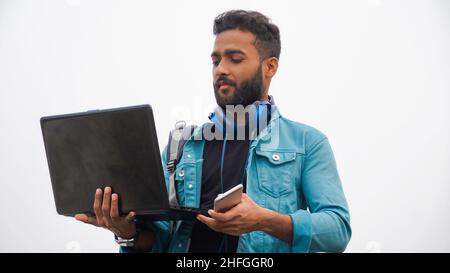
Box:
[213,184,243,213]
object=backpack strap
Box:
[166,121,197,206]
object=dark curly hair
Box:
[213,10,281,61]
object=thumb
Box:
[75,214,87,222]
[242,193,254,204]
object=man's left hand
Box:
[196,193,264,236]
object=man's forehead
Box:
[212,29,256,55]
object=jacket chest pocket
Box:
[254,149,297,198]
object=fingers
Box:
[125,211,136,222]
[110,193,120,223]
[93,188,104,226]
[75,214,99,227]
[197,213,244,235]
[88,187,135,236]
[196,214,233,233]
[241,193,253,204]
[196,214,218,230]
[102,187,113,228]
[209,208,239,222]
[209,210,227,222]
[110,193,136,223]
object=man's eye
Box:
[231,59,243,64]
[212,60,219,66]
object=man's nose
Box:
[214,60,230,78]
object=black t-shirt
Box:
[188,138,250,253]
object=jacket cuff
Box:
[289,209,312,253]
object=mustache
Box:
[214,76,237,89]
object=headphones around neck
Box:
[208,99,273,138]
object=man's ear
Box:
[263,57,279,78]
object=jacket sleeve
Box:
[120,146,172,253]
[289,137,352,253]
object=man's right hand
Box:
[75,187,136,239]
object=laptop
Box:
[40,104,207,221]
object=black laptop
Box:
[40,104,207,221]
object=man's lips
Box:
[216,80,234,89]
[216,80,235,91]
[219,83,231,90]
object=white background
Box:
[0,0,449,252]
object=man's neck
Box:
[259,94,270,102]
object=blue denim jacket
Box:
[123,106,351,253]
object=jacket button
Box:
[188,183,193,189]
[272,154,280,161]
[178,170,185,177]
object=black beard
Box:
[214,66,263,109]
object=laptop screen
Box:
[41,105,169,216]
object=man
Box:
[75,10,351,253]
